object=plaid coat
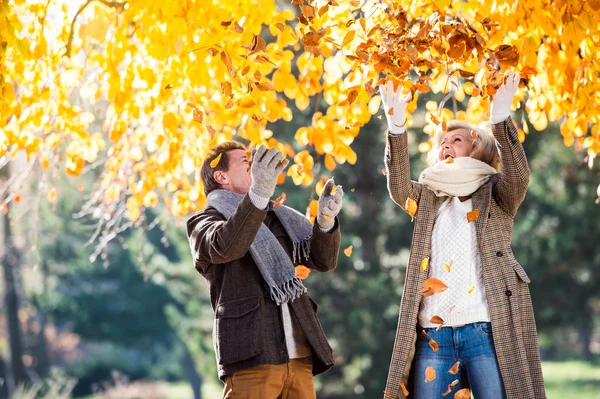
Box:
[383,118,546,399]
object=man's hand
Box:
[379,80,413,134]
[490,71,520,124]
[316,179,344,231]
[250,145,289,199]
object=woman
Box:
[380,72,546,399]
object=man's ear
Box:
[214,170,228,185]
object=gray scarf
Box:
[205,189,312,305]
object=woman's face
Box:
[438,128,474,161]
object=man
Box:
[186,142,344,398]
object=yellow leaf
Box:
[325,154,336,171]
[342,30,355,48]
[210,153,223,168]
[237,98,256,108]
[468,285,475,294]
[405,197,418,218]
[420,257,429,272]
[48,188,57,203]
[344,245,353,257]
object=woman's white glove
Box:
[490,71,520,124]
[379,81,413,134]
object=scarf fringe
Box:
[269,277,308,305]
[292,237,312,264]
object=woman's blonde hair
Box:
[427,120,502,172]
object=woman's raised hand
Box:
[490,70,520,124]
[379,80,413,134]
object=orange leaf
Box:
[77,184,84,191]
[429,338,439,352]
[467,209,479,223]
[342,30,356,48]
[256,82,275,91]
[470,130,477,139]
[416,83,430,93]
[449,305,456,313]
[454,388,471,399]
[449,361,460,375]
[430,315,444,325]
[351,188,355,192]
[446,156,454,164]
[13,195,21,203]
[237,98,256,108]
[253,70,262,80]
[320,213,334,222]
[274,22,285,32]
[344,245,353,257]
[206,124,216,138]
[400,383,409,397]
[405,197,417,218]
[387,107,394,116]
[0,204,7,215]
[422,278,449,297]
[420,257,429,272]
[442,379,459,396]
[382,168,388,175]
[273,192,287,208]
[295,265,311,279]
[425,366,436,382]
[210,153,223,168]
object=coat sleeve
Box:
[385,132,423,215]
[303,218,341,272]
[186,194,268,272]
[491,117,530,217]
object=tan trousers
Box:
[223,356,316,399]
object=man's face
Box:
[438,128,474,161]
[215,149,252,194]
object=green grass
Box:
[82,361,600,398]
[543,361,600,399]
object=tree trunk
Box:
[1,164,30,390]
[0,357,10,399]
[182,345,203,399]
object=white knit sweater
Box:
[418,196,491,328]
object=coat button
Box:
[496,251,503,257]
[505,290,513,297]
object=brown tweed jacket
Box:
[383,118,546,399]
[186,194,340,381]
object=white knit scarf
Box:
[418,157,497,197]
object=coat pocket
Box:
[215,296,261,365]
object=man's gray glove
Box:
[316,179,344,231]
[250,145,288,199]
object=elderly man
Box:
[187,142,344,399]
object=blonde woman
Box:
[380,72,545,399]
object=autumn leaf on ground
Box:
[467,209,479,223]
[429,338,439,352]
[449,361,460,374]
[454,388,471,399]
[422,278,448,297]
[295,265,311,280]
[344,245,353,257]
[425,366,436,382]
[420,257,429,272]
[210,153,223,168]
[273,192,287,208]
[442,379,459,397]
[405,197,417,218]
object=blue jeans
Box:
[414,322,506,399]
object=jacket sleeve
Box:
[385,132,423,215]
[303,218,341,272]
[491,117,530,217]
[186,194,268,272]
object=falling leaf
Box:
[295,265,311,279]
[206,124,216,138]
[344,245,353,257]
[425,366,436,382]
[468,285,475,294]
[210,153,223,168]
[273,192,287,207]
[351,188,355,192]
[429,338,439,352]
[0,204,7,215]
[422,278,449,297]
[430,315,444,326]
[470,130,477,139]
[405,197,417,218]
[400,383,409,397]
[467,209,479,223]
[382,168,388,175]
[342,30,355,48]
[446,156,454,164]
[48,188,57,203]
[77,184,84,191]
[442,380,459,396]
[448,305,456,313]
[420,257,429,272]
[454,388,471,399]
[237,98,256,108]
[449,361,460,375]
[256,82,275,91]
[13,195,21,203]
[443,260,453,272]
